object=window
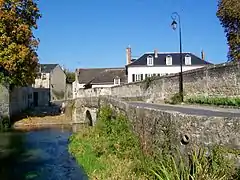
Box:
[114,78,120,85]
[185,55,192,65]
[135,74,143,82]
[147,55,154,66]
[42,73,47,80]
[132,74,135,82]
[166,55,172,65]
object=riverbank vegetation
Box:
[69,106,240,180]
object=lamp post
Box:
[171,12,183,102]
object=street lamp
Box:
[171,12,183,102]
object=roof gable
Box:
[77,67,127,84]
[127,52,212,67]
[40,64,58,73]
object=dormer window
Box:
[185,54,192,65]
[166,55,172,65]
[114,77,120,85]
[147,55,154,66]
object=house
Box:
[73,67,127,98]
[33,64,66,106]
[125,47,212,83]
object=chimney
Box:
[75,68,79,83]
[126,45,132,65]
[201,50,205,60]
[154,49,158,58]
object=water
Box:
[0,125,88,180]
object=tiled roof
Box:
[127,52,212,67]
[40,64,58,73]
[77,67,127,84]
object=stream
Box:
[0,124,88,180]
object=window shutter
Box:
[141,74,143,80]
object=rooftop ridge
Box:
[78,67,125,70]
[145,52,193,54]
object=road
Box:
[129,102,240,118]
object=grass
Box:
[68,106,148,179]
[69,105,239,180]
[151,147,239,180]
[186,96,240,107]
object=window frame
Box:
[185,54,192,65]
[166,55,172,65]
[114,78,121,85]
[147,55,154,66]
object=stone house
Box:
[126,47,213,83]
[73,68,127,98]
[33,64,66,105]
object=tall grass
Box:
[151,147,239,180]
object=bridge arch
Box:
[85,110,93,126]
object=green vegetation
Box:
[217,0,240,61]
[165,93,183,104]
[0,116,10,130]
[68,106,148,179]
[151,146,238,180]
[186,96,240,107]
[0,0,41,86]
[64,70,75,84]
[69,105,239,179]
[144,76,155,90]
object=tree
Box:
[217,0,240,62]
[64,70,75,84]
[0,0,41,86]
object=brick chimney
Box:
[201,50,205,60]
[154,49,158,58]
[126,45,132,65]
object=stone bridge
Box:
[69,62,240,154]
[70,96,240,154]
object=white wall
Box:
[127,66,204,83]
[72,81,118,99]
[33,73,50,88]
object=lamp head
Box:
[171,20,177,30]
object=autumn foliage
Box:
[217,0,240,62]
[0,0,41,86]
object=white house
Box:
[125,47,212,83]
[73,67,127,98]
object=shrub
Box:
[165,93,183,104]
[186,96,240,107]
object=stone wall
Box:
[0,84,33,124]
[9,86,33,116]
[73,96,240,154]
[76,62,240,103]
[0,83,10,121]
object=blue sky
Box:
[35,0,228,71]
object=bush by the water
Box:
[68,106,239,180]
[187,96,240,107]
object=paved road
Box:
[129,102,240,118]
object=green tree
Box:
[217,0,240,62]
[0,0,41,86]
[64,70,75,84]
